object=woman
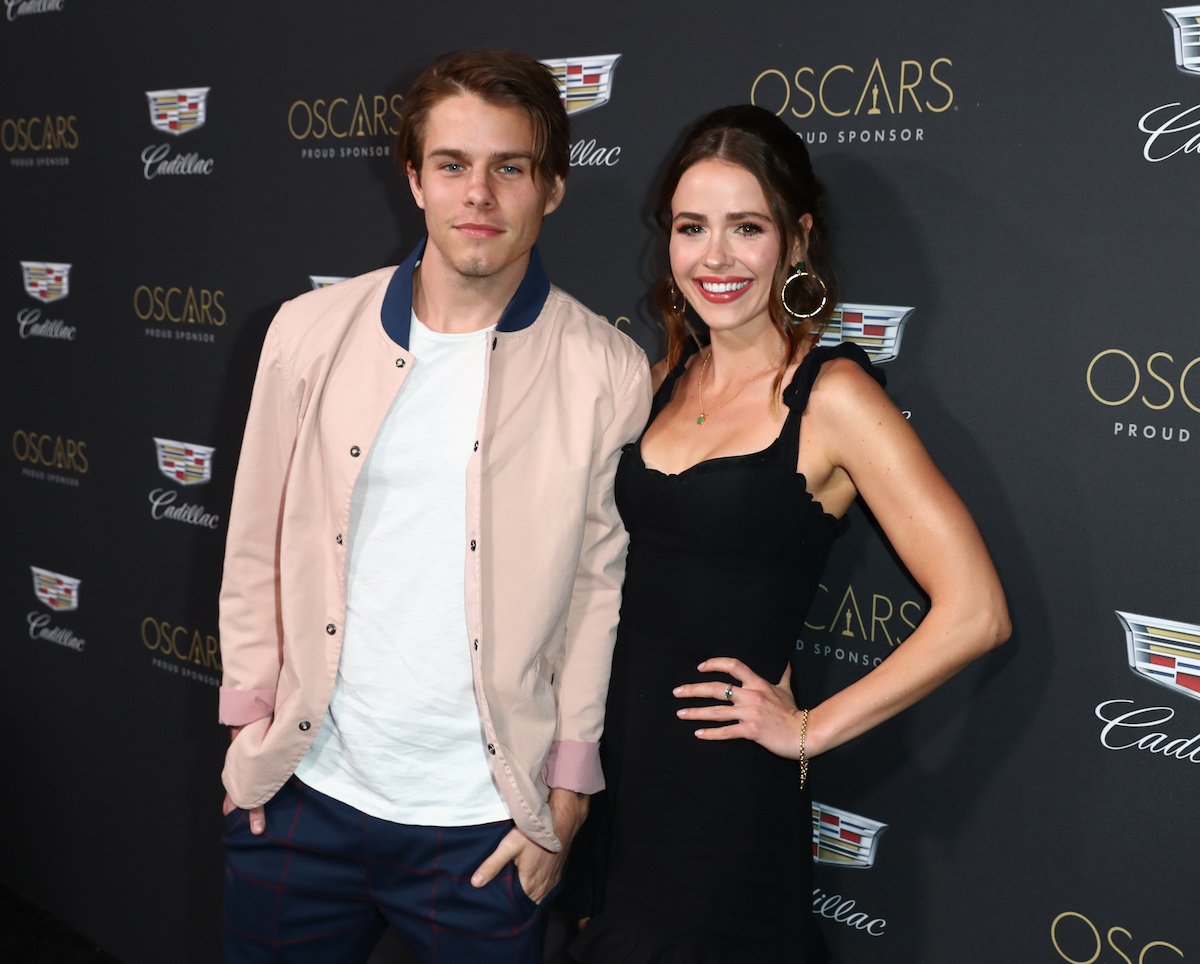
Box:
[571,105,1010,962]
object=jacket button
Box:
[473,639,479,650]
[395,357,406,368]
[336,533,343,545]
[470,539,477,551]
[325,623,336,635]
[487,743,496,754]
[298,720,311,731]
[473,440,479,452]
[350,445,361,457]
[491,337,497,351]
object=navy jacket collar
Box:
[380,238,551,349]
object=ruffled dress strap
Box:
[775,342,887,463]
[781,342,886,411]
[782,340,888,408]
[647,339,702,425]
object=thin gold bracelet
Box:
[798,708,810,790]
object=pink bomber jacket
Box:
[218,241,650,850]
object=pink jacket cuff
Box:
[218,687,277,726]
[542,740,604,794]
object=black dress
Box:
[571,344,883,963]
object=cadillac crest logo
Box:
[1118,610,1200,701]
[21,261,70,302]
[145,88,210,135]
[818,303,913,364]
[31,566,80,612]
[540,55,621,115]
[1164,6,1200,73]
[154,437,214,485]
[812,802,888,868]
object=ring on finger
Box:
[723,684,734,701]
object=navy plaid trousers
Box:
[223,777,551,963]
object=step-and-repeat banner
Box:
[3,3,1196,962]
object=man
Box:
[218,48,649,962]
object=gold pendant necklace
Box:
[695,349,777,425]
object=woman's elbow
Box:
[979,594,1011,651]
[940,589,1010,656]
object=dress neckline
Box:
[632,441,839,521]
[638,346,819,478]
[636,417,791,479]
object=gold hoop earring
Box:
[780,262,828,321]
[667,277,687,316]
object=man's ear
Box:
[407,161,426,210]
[542,175,565,216]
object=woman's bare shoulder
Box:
[808,355,890,415]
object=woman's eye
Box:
[675,223,703,236]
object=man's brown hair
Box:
[397,48,569,191]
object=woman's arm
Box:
[800,358,1010,757]
[675,358,1010,758]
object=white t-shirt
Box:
[296,313,507,825]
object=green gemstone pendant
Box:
[696,414,706,425]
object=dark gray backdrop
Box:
[3,2,1197,962]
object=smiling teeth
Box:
[700,280,750,293]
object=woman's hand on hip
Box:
[674,657,805,760]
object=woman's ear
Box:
[790,212,814,265]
